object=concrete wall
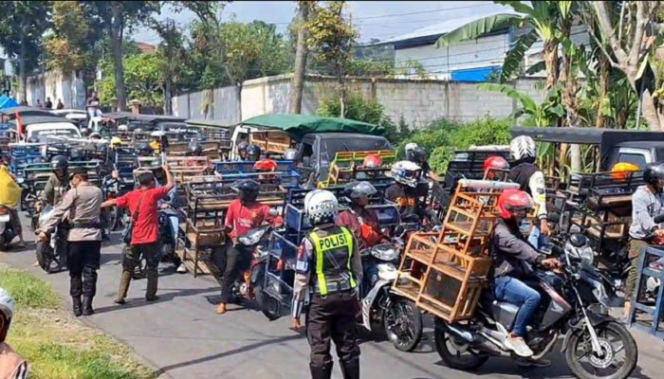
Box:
[172,86,241,123]
[26,71,85,109]
[395,33,510,75]
[172,74,547,129]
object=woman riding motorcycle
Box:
[492,189,560,359]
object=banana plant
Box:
[436,1,572,90]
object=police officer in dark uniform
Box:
[38,167,104,317]
[292,190,362,379]
[37,155,70,212]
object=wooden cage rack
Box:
[393,179,520,323]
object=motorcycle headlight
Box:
[238,228,267,246]
[370,244,400,262]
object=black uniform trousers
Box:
[68,241,101,298]
[306,290,361,368]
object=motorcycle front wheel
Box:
[434,321,489,371]
[565,321,637,379]
[36,241,63,274]
[383,297,423,352]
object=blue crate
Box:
[628,246,664,339]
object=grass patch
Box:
[0,269,156,379]
[0,269,59,309]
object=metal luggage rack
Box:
[165,156,211,183]
[166,141,223,161]
[215,161,301,189]
[320,150,396,188]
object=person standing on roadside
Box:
[101,165,174,304]
[38,167,104,317]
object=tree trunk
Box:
[640,90,663,131]
[19,31,27,103]
[164,80,172,115]
[595,57,610,128]
[543,39,559,90]
[110,6,127,111]
[290,2,310,114]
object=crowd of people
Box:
[1,130,663,379]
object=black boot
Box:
[310,362,333,379]
[83,296,94,316]
[340,358,360,379]
[72,296,82,317]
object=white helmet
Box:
[0,288,15,320]
[284,148,297,161]
[510,135,536,161]
[390,160,422,188]
[118,124,129,132]
[304,190,339,224]
[405,143,419,153]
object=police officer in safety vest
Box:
[291,190,362,379]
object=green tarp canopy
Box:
[241,114,386,140]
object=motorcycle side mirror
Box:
[16,177,25,185]
[654,214,664,224]
[394,225,405,237]
[163,196,171,202]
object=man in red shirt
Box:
[101,164,174,304]
[217,179,282,315]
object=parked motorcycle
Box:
[0,205,16,250]
[360,242,423,352]
[35,205,68,273]
[434,233,637,379]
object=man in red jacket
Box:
[101,165,174,304]
[217,180,282,314]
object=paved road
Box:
[1,221,662,379]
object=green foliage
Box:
[0,270,58,310]
[306,1,357,78]
[499,30,538,82]
[317,94,411,143]
[478,83,563,126]
[396,118,512,174]
[44,1,90,73]
[99,51,163,109]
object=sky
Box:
[133,1,512,45]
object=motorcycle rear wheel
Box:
[565,321,637,379]
[383,298,423,352]
[434,322,489,371]
[36,241,63,274]
[253,266,281,321]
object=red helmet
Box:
[363,154,383,168]
[253,159,278,172]
[497,189,534,219]
[483,156,509,179]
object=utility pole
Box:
[290,1,311,114]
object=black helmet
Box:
[247,144,261,161]
[137,143,152,156]
[644,162,664,187]
[51,155,68,175]
[232,179,260,204]
[344,181,377,205]
[237,141,249,152]
[187,140,203,156]
[406,146,427,164]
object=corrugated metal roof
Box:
[376,10,520,45]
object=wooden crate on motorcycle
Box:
[394,180,519,323]
[323,150,396,188]
[166,156,211,183]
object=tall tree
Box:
[0,1,51,103]
[306,1,357,117]
[44,1,90,75]
[583,1,664,131]
[84,1,161,110]
[152,18,183,114]
[290,1,313,114]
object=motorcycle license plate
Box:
[0,215,10,223]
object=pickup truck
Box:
[511,127,664,171]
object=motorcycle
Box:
[232,225,272,311]
[360,242,423,352]
[433,233,637,379]
[0,205,16,250]
[102,176,131,233]
[35,205,68,273]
